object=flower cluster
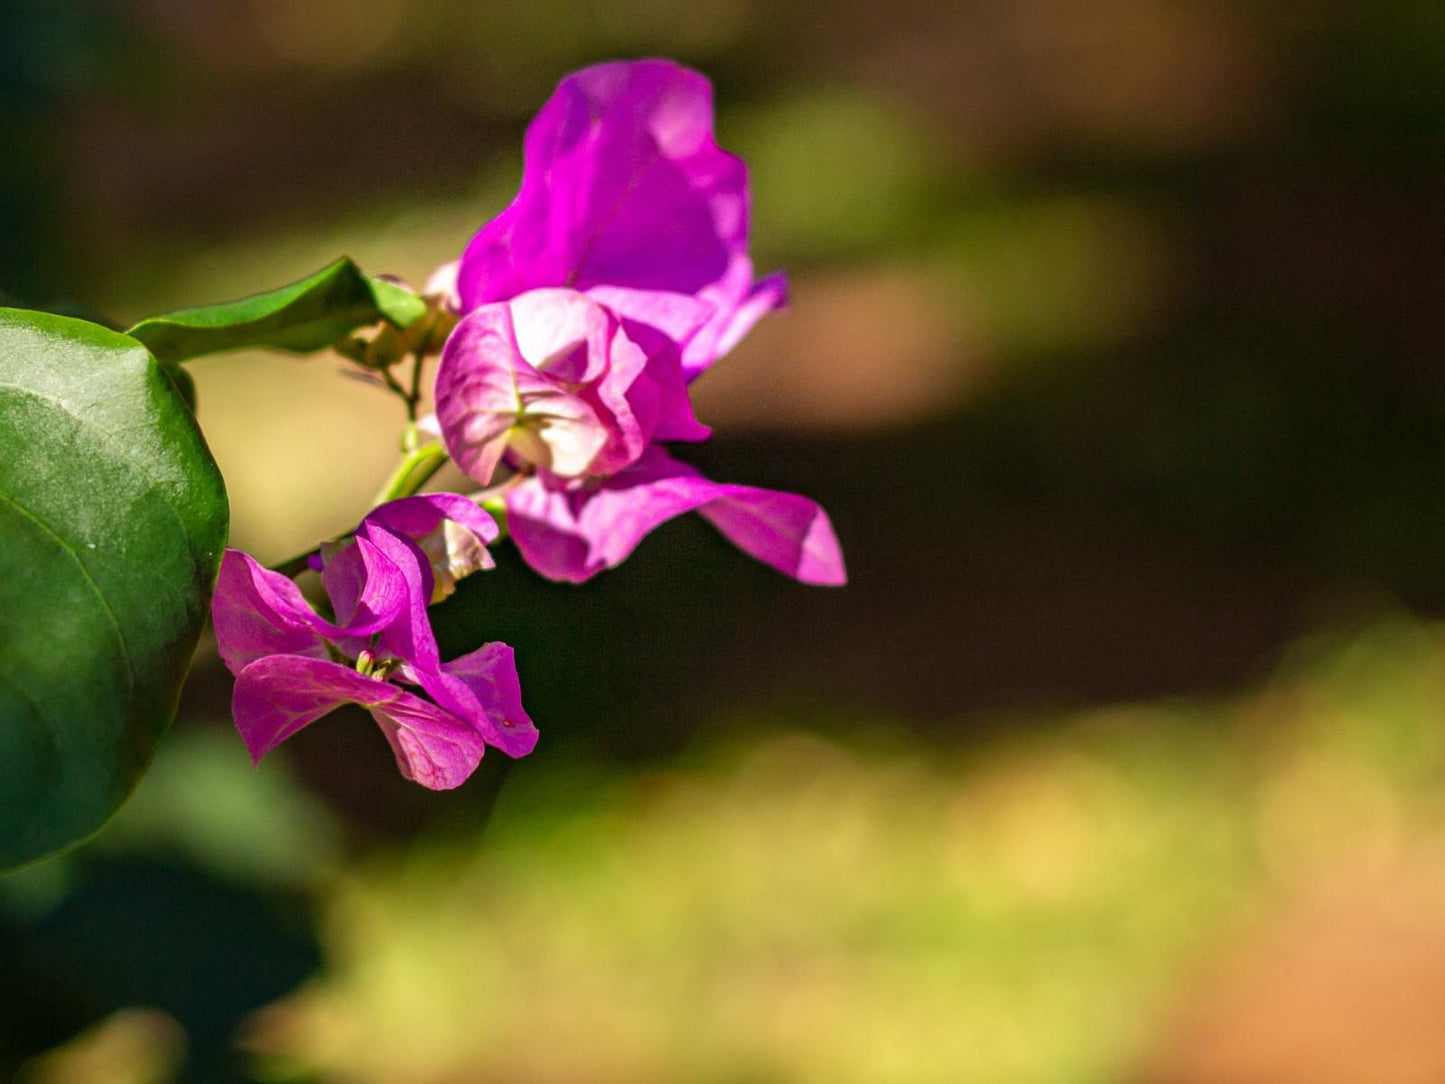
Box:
[213,59,845,789]
[432,59,845,585]
[214,496,534,788]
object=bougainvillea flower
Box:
[435,288,708,487]
[454,58,784,378]
[504,446,846,585]
[211,507,535,790]
[437,296,846,585]
[432,59,845,586]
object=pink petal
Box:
[211,549,329,675]
[320,534,409,635]
[363,493,499,601]
[687,267,788,379]
[453,60,786,374]
[436,642,539,758]
[584,285,715,351]
[505,447,847,585]
[231,655,487,790]
[346,522,443,673]
[695,483,846,587]
[436,301,610,485]
[508,288,613,383]
[621,318,711,444]
[457,59,746,308]
[370,701,488,791]
[514,289,656,474]
[364,493,500,546]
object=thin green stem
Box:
[267,442,449,579]
[377,348,427,425]
[407,350,425,419]
[379,364,410,411]
[371,441,450,506]
[268,341,449,580]
[480,498,510,542]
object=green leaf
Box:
[161,363,197,413]
[0,309,229,869]
[126,257,427,364]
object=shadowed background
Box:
[3,1,1445,1081]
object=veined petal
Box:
[433,642,539,758]
[583,312,664,474]
[364,493,500,546]
[231,655,388,762]
[508,288,613,384]
[351,521,443,675]
[212,549,329,675]
[508,290,658,474]
[364,493,499,601]
[694,479,847,587]
[505,447,846,585]
[370,701,488,791]
[231,655,486,790]
[320,533,409,636]
[584,285,715,350]
[435,303,541,485]
[618,317,711,444]
[457,59,747,308]
[436,300,610,484]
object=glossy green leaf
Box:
[126,257,426,364]
[161,363,197,413]
[0,309,229,869]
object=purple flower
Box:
[453,58,785,380]
[433,59,846,587]
[435,290,845,585]
[435,288,708,486]
[212,495,535,790]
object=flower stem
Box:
[267,443,449,580]
[377,347,427,424]
[407,350,425,418]
[480,498,510,542]
[371,441,450,506]
[269,344,450,579]
[379,364,410,413]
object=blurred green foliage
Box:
[236,618,1445,1083]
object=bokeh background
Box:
[4,1,1445,1081]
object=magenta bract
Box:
[435,288,709,487]
[362,491,500,602]
[454,58,784,380]
[505,446,847,586]
[211,495,535,789]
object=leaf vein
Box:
[0,494,137,704]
